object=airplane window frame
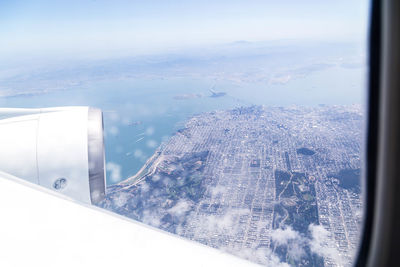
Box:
[356,0,400,266]
[354,0,380,265]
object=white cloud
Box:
[108,126,119,136]
[146,139,158,148]
[270,224,350,265]
[287,239,306,261]
[134,149,143,158]
[271,226,307,261]
[140,182,150,193]
[106,162,122,183]
[112,192,130,208]
[141,210,162,228]
[168,200,192,217]
[210,186,226,198]
[175,206,293,266]
[183,208,250,237]
[146,126,155,136]
[271,226,301,246]
[151,174,161,182]
[162,177,173,187]
[308,224,347,266]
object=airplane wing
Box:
[0,171,256,267]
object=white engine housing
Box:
[0,107,106,204]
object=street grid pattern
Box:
[102,105,363,266]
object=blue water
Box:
[0,66,365,185]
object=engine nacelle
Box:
[0,107,106,204]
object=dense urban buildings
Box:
[101,105,363,266]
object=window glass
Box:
[0,1,369,266]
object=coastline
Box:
[117,149,163,189]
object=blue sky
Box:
[0,0,369,60]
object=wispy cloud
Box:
[271,226,301,246]
[168,200,192,217]
[308,224,347,266]
[106,162,122,183]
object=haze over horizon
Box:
[0,0,369,61]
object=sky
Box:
[0,0,370,60]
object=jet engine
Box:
[0,107,106,204]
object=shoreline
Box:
[117,149,163,188]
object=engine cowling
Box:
[0,107,106,204]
